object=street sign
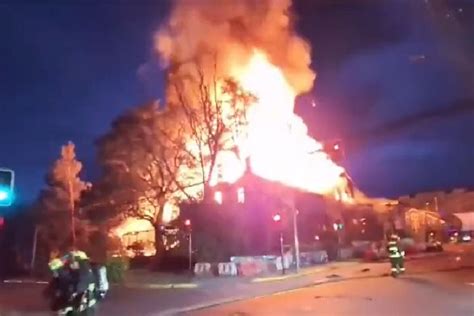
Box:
[0,168,14,207]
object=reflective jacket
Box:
[387,239,403,258]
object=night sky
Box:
[1,0,473,203]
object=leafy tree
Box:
[94,102,195,257]
[38,141,89,253]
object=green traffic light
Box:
[0,188,13,206]
[0,168,14,207]
[0,190,8,201]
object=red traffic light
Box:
[184,219,191,226]
[272,214,281,222]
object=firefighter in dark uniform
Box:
[387,233,405,276]
[46,250,98,315]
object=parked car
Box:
[459,231,472,243]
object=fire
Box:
[212,50,345,195]
[115,0,353,240]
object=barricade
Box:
[237,262,260,276]
[193,262,212,276]
[217,262,238,276]
[339,247,354,260]
[275,252,293,271]
[231,256,277,276]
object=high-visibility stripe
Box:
[391,268,398,271]
[389,254,401,258]
[400,268,405,271]
[389,247,399,251]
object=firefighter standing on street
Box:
[387,233,405,277]
[46,250,99,315]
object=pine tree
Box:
[38,141,89,252]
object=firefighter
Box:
[67,250,98,315]
[45,256,75,314]
[387,233,405,277]
[46,250,99,315]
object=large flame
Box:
[212,50,345,194]
[116,0,352,238]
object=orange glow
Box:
[211,50,346,196]
[115,50,352,246]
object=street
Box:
[190,269,474,316]
[0,247,473,316]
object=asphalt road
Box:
[0,246,472,316]
[190,269,474,316]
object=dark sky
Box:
[1,0,473,203]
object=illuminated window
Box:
[237,187,245,203]
[214,191,223,204]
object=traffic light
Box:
[0,168,14,207]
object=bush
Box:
[106,256,129,283]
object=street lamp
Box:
[184,219,192,272]
[273,213,285,275]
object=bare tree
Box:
[169,62,256,198]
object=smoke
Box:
[155,0,315,98]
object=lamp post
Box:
[184,219,192,273]
[273,213,285,275]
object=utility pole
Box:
[30,226,39,274]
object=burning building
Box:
[112,0,389,257]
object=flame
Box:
[212,50,345,195]
[115,51,349,241]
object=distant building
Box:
[398,188,474,240]
[399,188,474,215]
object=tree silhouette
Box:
[38,141,89,252]
[94,102,195,256]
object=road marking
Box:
[3,280,48,284]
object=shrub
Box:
[105,256,129,283]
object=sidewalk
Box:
[122,252,443,289]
